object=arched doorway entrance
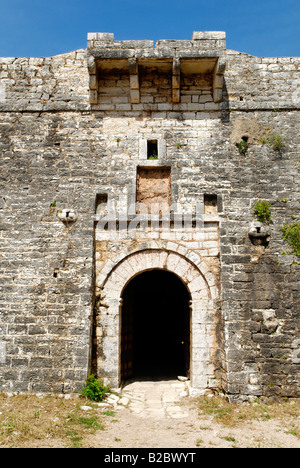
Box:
[120,269,191,383]
[96,248,218,389]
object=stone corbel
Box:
[57,209,78,226]
[213,57,226,103]
[248,222,270,247]
[172,58,181,103]
[88,56,98,104]
[128,58,140,104]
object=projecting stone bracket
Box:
[248,222,270,247]
[88,56,98,104]
[57,209,78,225]
[128,58,140,104]
[213,57,226,103]
[172,58,181,103]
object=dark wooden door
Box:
[120,302,134,383]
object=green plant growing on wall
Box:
[261,131,285,152]
[280,222,300,257]
[237,140,248,155]
[80,375,111,402]
[267,133,285,152]
[253,200,272,223]
[148,152,158,160]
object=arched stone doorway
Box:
[95,248,219,389]
[120,269,191,383]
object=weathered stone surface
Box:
[0,31,299,399]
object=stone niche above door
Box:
[136,166,171,215]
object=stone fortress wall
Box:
[0,32,299,399]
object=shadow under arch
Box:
[120,268,191,384]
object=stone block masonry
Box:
[0,32,299,398]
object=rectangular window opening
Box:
[204,194,218,215]
[147,140,158,160]
[95,193,108,215]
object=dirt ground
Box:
[0,380,299,448]
[97,404,300,449]
[93,381,300,449]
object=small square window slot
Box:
[147,140,158,160]
[95,194,108,215]
[204,194,218,215]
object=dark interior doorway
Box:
[120,269,190,384]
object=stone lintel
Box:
[89,49,136,60]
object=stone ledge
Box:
[87,32,226,52]
[192,31,226,41]
[87,32,114,42]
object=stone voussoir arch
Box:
[101,248,214,302]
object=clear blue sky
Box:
[0,0,299,57]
